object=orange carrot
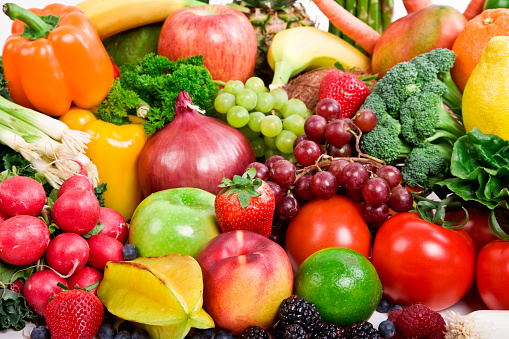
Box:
[312,0,380,55]
[402,0,433,14]
[463,0,485,20]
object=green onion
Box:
[29,156,67,188]
[0,124,39,161]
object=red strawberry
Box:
[215,168,275,237]
[45,283,104,339]
[318,68,372,119]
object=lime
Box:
[294,247,382,326]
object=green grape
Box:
[255,92,275,113]
[227,106,249,128]
[281,98,308,119]
[282,152,296,163]
[283,114,305,136]
[248,112,265,132]
[276,130,297,154]
[238,125,261,141]
[264,135,278,150]
[260,115,283,137]
[250,137,267,158]
[217,88,227,96]
[224,80,244,95]
[265,148,281,159]
[214,92,236,114]
[273,110,284,119]
[245,77,266,94]
[270,88,288,110]
[305,108,313,119]
[236,88,257,111]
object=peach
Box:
[196,230,293,335]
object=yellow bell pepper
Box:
[59,107,147,220]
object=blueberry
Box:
[389,304,403,313]
[118,321,135,333]
[122,244,138,261]
[376,299,391,313]
[195,328,214,339]
[132,328,150,339]
[102,315,116,325]
[190,333,207,339]
[30,326,51,339]
[98,323,117,339]
[378,320,396,338]
[114,330,132,339]
[214,330,233,339]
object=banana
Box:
[77,0,205,40]
[267,27,373,89]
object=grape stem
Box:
[295,123,386,182]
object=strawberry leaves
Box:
[334,61,378,86]
[218,168,262,209]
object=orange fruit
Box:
[294,247,382,326]
[451,9,509,93]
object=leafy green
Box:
[82,221,105,239]
[436,128,509,210]
[0,288,34,331]
[94,183,107,207]
[0,57,11,101]
[95,80,140,125]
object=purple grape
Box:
[316,98,342,121]
[294,175,315,201]
[304,115,327,143]
[376,165,402,188]
[311,171,338,200]
[341,162,368,190]
[328,142,353,157]
[388,186,414,212]
[269,160,296,188]
[327,159,350,185]
[293,134,311,149]
[267,181,283,205]
[324,119,352,147]
[244,162,269,181]
[276,196,300,221]
[294,140,323,167]
[265,155,286,169]
[362,177,391,207]
[361,203,390,224]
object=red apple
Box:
[158,5,257,83]
[196,230,294,335]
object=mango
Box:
[372,5,467,78]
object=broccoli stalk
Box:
[438,71,463,117]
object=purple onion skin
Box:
[138,91,256,197]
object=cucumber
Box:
[102,22,164,67]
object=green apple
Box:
[128,187,221,257]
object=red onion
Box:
[138,91,256,197]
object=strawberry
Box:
[318,64,376,119]
[215,168,275,237]
[45,283,104,339]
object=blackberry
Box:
[241,326,270,339]
[274,321,287,339]
[278,295,322,333]
[282,323,308,339]
[345,321,380,339]
[311,323,345,339]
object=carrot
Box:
[463,0,485,21]
[312,0,381,54]
[402,0,433,14]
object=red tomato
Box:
[476,240,509,309]
[371,212,476,311]
[445,208,498,255]
[285,195,371,271]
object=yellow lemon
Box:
[463,36,509,140]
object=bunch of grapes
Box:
[244,97,415,226]
[214,77,311,161]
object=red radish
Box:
[0,209,8,225]
[67,266,103,295]
[57,159,93,198]
[0,176,46,217]
[97,207,128,244]
[403,0,433,14]
[8,279,24,295]
[0,215,50,265]
[87,234,124,270]
[52,187,100,235]
[24,270,68,316]
[46,233,90,277]
[463,0,485,20]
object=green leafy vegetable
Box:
[0,288,34,331]
[0,57,11,101]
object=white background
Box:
[0,0,469,52]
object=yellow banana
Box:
[267,27,373,89]
[77,0,205,40]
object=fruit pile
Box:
[3,0,509,339]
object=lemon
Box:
[463,36,509,140]
[294,247,382,326]
[97,254,214,339]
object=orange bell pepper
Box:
[2,3,114,117]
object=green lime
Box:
[294,247,382,326]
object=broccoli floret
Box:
[372,62,421,117]
[359,92,388,124]
[401,143,452,191]
[399,92,465,146]
[360,115,411,163]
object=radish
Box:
[0,209,8,225]
[67,266,103,295]
[46,233,90,277]
[97,207,128,244]
[0,215,50,265]
[52,187,100,235]
[8,279,24,295]
[57,159,93,198]
[87,234,124,270]
[0,176,46,217]
[24,270,68,316]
